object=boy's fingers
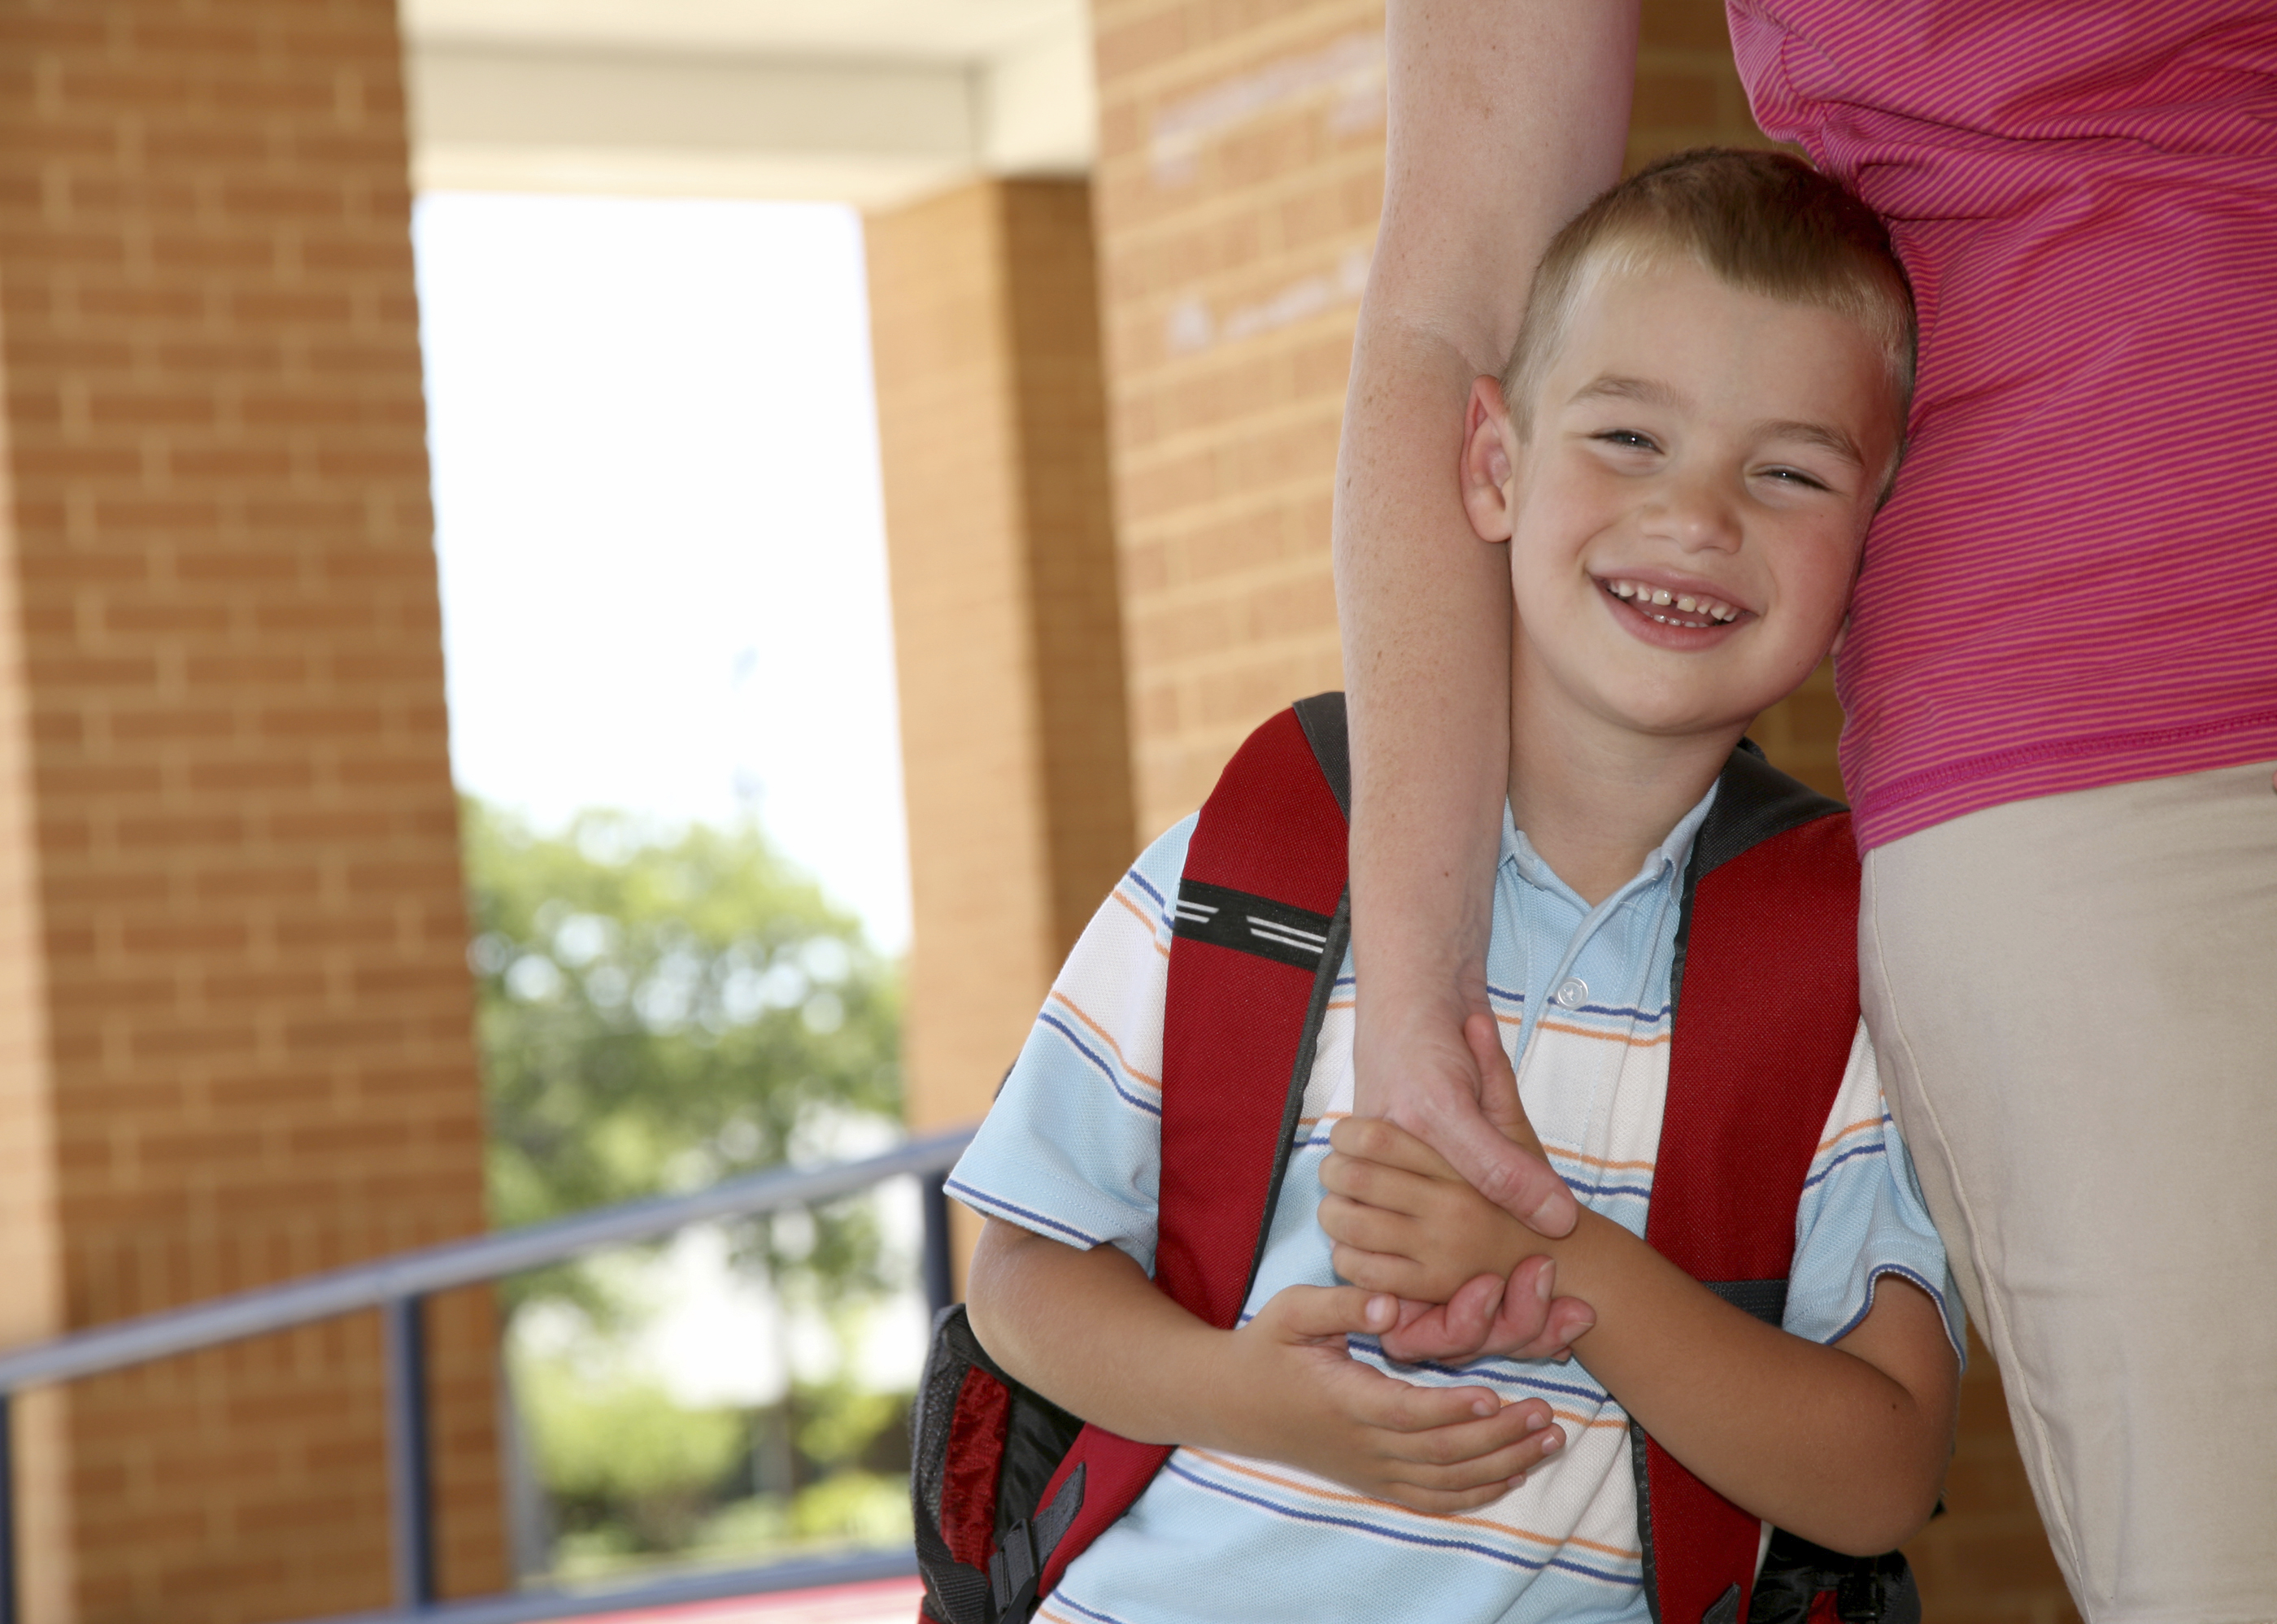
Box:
[1318,1195,1421,1257]
[1345,1372,1504,1434]
[1330,1241,1442,1300]
[1263,1282,1398,1342]
[1321,1154,1443,1219]
[1374,1478,1521,1517]
[1383,1395,1553,1466]
[1330,1114,1452,1178]
[1382,1423,1565,1494]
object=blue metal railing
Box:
[0,1125,977,1624]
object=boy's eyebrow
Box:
[1568,373,1687,411]
[1751,418,1866,469]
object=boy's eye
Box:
[1591,429,1660,453]
[1760,466,1832,492]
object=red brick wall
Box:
[0,2,503,1617]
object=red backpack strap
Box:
[1638,746,1861,1624]
[1024,696,1351,1606]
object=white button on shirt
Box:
[1555,977,1590,1009]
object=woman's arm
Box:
[962,1217,1566,1514]
[1338,0,1641,1229]
[1321,1119,1958,1552]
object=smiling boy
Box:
[947,151,1961,1624]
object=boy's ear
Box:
[1461,375,1519,543]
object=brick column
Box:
[0,4,503,1619]
[868,180,1134,1246]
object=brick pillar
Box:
[868,180,1134,1252]
[0,5,504,1619]
[1086,0,2070,1617]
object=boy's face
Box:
[1464,257,1900,751]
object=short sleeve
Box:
[1783,1021,1967,1364]
[944,815,1196,1273]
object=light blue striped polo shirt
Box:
[950,786,1960,1624]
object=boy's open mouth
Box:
[1597,577,1744,630]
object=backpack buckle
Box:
[1836,1567,1883,1622]
[987,1518,1042,1622]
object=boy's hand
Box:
[1215,1283,1565,1513]
[1323,1116,1535,1300]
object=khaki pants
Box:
[1862,759,2277,1623]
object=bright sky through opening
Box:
[415,194,911,955]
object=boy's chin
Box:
[1583,686,1763,745]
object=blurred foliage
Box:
[518,1339,915,1573]
[461,799,903,1318]
[518,1355,747,1552]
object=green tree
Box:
[461,799,903,1316]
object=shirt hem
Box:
[1851,708,2277,851]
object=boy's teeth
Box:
[1603,578,1739,623]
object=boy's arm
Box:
[1320,1024,1958,1554]
[963,1217,1568,1516]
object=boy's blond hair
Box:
[1501,149,1915,449]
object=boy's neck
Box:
[1505,681,1745,908]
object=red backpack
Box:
[912,694,1920,1624]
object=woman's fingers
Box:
[1466,1012,1548,1159]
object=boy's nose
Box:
[1642,474,1740,553]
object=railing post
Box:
[921,1171,956,1316]
[0,1389,16,1624]
[381,1295,437,1610]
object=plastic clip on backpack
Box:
[911,694,1922,1624]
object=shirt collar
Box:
[1499,776,1721,906]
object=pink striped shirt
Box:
[1730,2,2277,849]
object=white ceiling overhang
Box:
[402,0,1095,207]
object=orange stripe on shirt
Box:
[1533,1018,1673,1049]
[1048,990,1161,1091]
[1815,1116,1882,1154]
[1110,886,1162,934]
[1180,1450,1642,1561]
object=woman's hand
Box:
[1329,1014,1595,1362]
